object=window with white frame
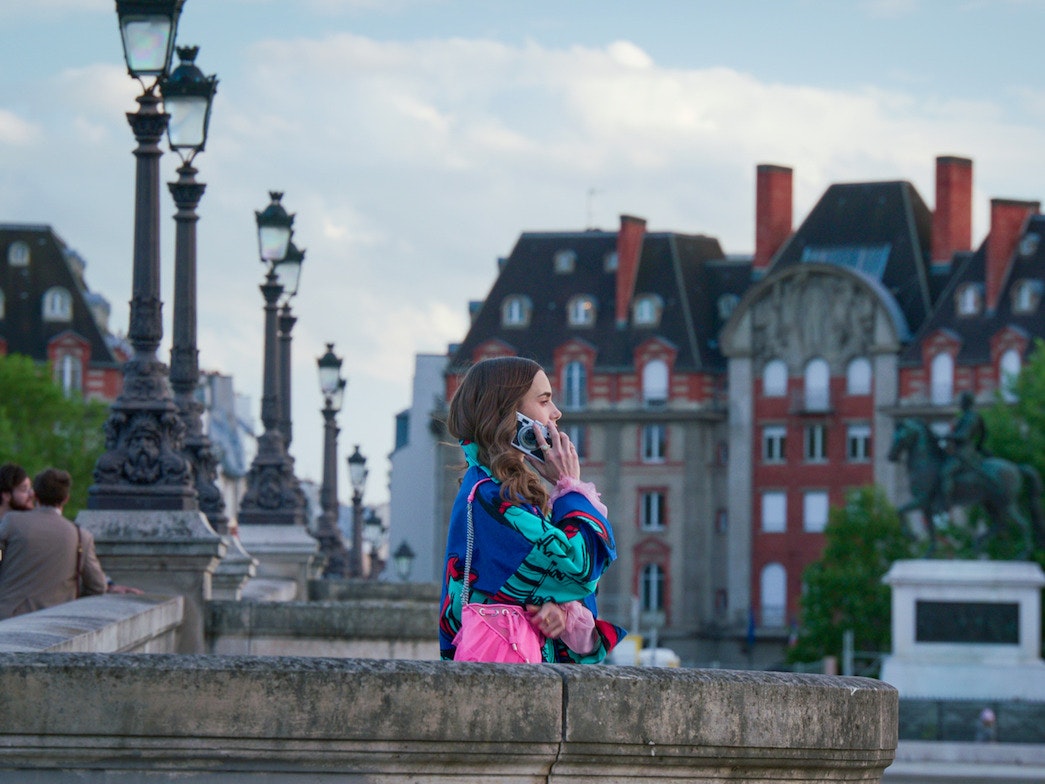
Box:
[763,359,787,397]
[762,425,786,463]
[640,563,665,611]
[564,424,587,460]
[7,241,29,267]
[567,295,596,327]
[55,353,82,395]
[760,563,786,627]
[603,251,618,272]
[633,294,662,326]
[804,424,827,462]
[642,423,666,462]
[804,358,830,411]
[803,490,830,533]
[642,359,669,407]
[846,356,872,395]
[42,287,72,322]
[846,423,871,461]
[501,295,531,327]
[554,249,576,273]
[956,284,982,316]
[1000,348,1021,403]
[761,491,786,533]
[1012,280,1040,314]
[562,361,587,409]
[641,491,666,531]
[930,352,954,405]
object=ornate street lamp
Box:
[238,193,305,526]
[393,541,416,582]
[364,510,385,580]
[89,0,196,510]
[315,344,351,577]
[346,445,368,577]
[276,241,304,449]
[162,45,227,533]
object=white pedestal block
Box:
[880,559,1045,700]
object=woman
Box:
[439,356,625,663]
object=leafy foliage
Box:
[0,354,109,516]
[787,486,911,665]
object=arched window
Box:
[633,294,662,326]
[567,295,596,327]
[55,354,82,396]
[42,287,72,322]
[846,356,872,395]
[763,359,787,397]
[562,361,587,410]
[1000,349,1022,403]
[501,295,531,328]
[642,359,669,407]
[804,357,830,411]
[760,563,787,628]
[956,284,981,316]
[1012,280,1040,314]
[7,241,29,267]
[641,563,665,612]
[930,352,954,405]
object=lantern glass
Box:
[347,446,367,493]
[166,94,209,149]
[317,344,342,398]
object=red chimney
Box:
[932,156,973,264]
[615,214,646,327]
[754,164,792,275]
[986,198,1039,311]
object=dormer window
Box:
[501,295,532,328]
[1019,233,1040,258]
[717,293,739,321]
[554,249,576,274]
[633,294,662,326]
[7,241,29,268]
[567,295,596,327]
[604,251,618,272]
[42,287,72,322]
[956,283,982,316]
[1012,279,1041,314]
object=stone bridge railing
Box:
[0,653,897,783]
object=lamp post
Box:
[364,509,385,579]
[346,445,368,578]
[238,193,306,526]
[393,541,416,582]
[275,241,304,450]
[316,343,351,577]
[89,0,196,511]
[162,45,228,533]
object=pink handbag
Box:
[451,479,545,663]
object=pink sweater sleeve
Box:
[559,600,598,654]
[550,476,608,517]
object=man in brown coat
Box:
[0,468,108,619]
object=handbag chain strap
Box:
[460,477,491,606]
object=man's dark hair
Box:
[32,469,71,508]
[0,463,28,497]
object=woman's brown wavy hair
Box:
[446,356,549,513]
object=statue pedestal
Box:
[236,524,319,600]
[880,559,1045,700]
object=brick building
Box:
[425,155,1044,665]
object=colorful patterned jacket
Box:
[439,441,626,663]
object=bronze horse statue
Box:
[887,418,1044,557]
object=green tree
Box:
[981,337,1045,563]
[787,485,911,667]
[0,354,109,516]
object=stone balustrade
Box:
[0,653,897,783]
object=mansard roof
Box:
[0,224,121,366]
[448,227,739,374]
[769,180,938,338]
[899,213,1045,366]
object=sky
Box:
[2,0,1045,506]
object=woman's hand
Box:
[526,602,567,639]
[530,420,580,483]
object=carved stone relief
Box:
[750,270,877,372]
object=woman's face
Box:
[517,370,561,426]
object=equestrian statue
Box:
[887,391,1044,558]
